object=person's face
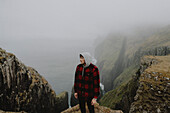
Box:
[80,56,85,64]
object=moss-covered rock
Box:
[99,69,140,113]
[0,48,69,113]
[129,55,170,113]
[99,55,170,113]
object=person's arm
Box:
[74,65,79,93]
[93,67,100,99]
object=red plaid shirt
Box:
[74,63,100,100]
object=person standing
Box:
[74,52,100,113]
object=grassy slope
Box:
[99,73,139,112]
[113,25,170,89]
[98,25,170,112]
[113,63,139,89]
[94,34,125,87]
[95,34,124,72]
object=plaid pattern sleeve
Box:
[93,67,100,99]
[74,65,79,93]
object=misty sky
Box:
[1,0,170,41]
[1,0,170,100]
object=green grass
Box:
[99,75,138,110]
[113,63,139,89]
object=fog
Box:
[1,0,170,40]
[1,0,170,104]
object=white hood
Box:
[79,52,97,68]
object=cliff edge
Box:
[129,55,170,113]
[0,48,68,113]
[99,54,170,113]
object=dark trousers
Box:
[78,95,95,113]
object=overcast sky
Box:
[0,0,170,40]
[1,0,170,97]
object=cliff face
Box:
[94,25,170,92]
[99,66,140,113]
[94,34,125,92]
[0,48,68,113]
[129,55,170,113]
[113,46,170,89]
[99,55,170,113]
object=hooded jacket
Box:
[74,52,100,100]
[79,52,97,77]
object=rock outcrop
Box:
[99,55,170,113]
[62,103,123,113]
[129,55,170,113]
[70,86,79,107]
[0,48,68,113]
[56,91,69,112]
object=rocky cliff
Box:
[129,55,170,113]
[99,55,170,113]
[94,34,125,91]
[94,25,170,92]
[99,67,140,113]
[0,48,68,113]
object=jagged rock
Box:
[56,91,69,112]
[129,55,170,113]
[70,86,79,107]
[0,48,69,113]
[62,103,123,113]
[99,55,170,113]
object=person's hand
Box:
[74,93,78,99]
[91,98,97,105]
